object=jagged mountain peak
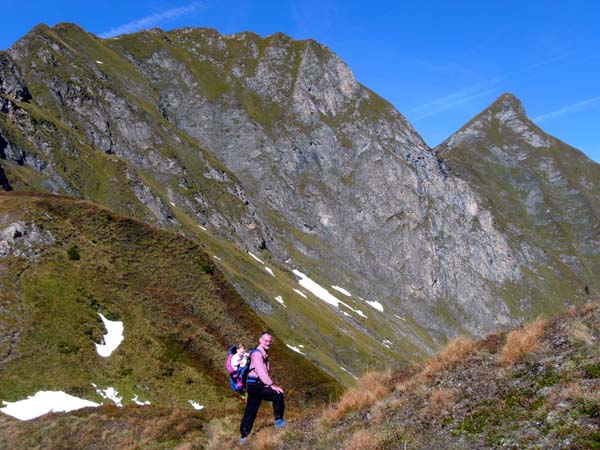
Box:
[488,92,527,117]
[436,91,600,305]
[438,92,552,152]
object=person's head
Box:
[237,344,247,354]
[259,332,273,351]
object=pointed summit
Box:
[436,91,600,297]
[437,92,551,152]
[476,92,529,128]
[490,92,526,115]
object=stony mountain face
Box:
[437,93,599,308]
[0,24,597,381]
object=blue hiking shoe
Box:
[274,418,287,428]
[240,436,249,444]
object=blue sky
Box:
[2,0,599,162]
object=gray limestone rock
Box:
[0,25,597,363]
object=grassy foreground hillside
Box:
[2,266,597,448]
[0,192,338,443]
[268,301,599,450]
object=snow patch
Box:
[340,366,358,380]
[382,339,393,349]
[286,344,305,355]
[265,266,275,277]
[275,295,286,308]
[365,300,384,312]
[293,270,367,318]
[0,391,100,421]
[394,314,406,322]
[213,255,222,261]
[293,288,308,299]
[132,394,151,406]
[198,224,207,231]
[95,60,104,64]
[342,304,368,318]
[331,285,352,296]
[293,270,341,307]
[95,313,124,357]
[188,400,204,410]
[248,252,264,264]
[92,384,123,407]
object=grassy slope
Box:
[268,301,600,449]
[2,296,597,449]
[0,192,338,413]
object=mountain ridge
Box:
[0,23,598,385]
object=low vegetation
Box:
[500,318,547,365]
[246,301,596,449]
[319,370,392,426]
[0,193,337,436]
[2,267,598,449]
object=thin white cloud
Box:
[533,96,600,123]
[526,50,578,71]
[407,77,504,122]
[99,1,204,38]
[406,49,582,123]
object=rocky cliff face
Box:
[437,93,599,309]
[0,24,597,379]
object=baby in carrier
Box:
[228,343,249,392]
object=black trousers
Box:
[240,382,285,437]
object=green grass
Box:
[0,193,338,409]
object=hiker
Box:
[231,343,249,371]
[239,332,286,443]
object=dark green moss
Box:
[67,244,80,260]
[583,363,600,378]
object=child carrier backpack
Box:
[226,345,257,394]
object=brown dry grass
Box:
[500,318,546,366]
[547,382,600,409]
[319,370,391,425]
[394,336,476,394]
[567,301,598,318]
[346,428,386,450]
[419,387,458,418]
[421,336,477,379]
[251,428,284,450]
[204,414,240,450]
[567,320,594,345]
[370,399,387,424]
[0,406,209,450]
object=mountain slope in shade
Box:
[0,192,337,411]
[437,93,600,304]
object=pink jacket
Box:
[249,346,273,386]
